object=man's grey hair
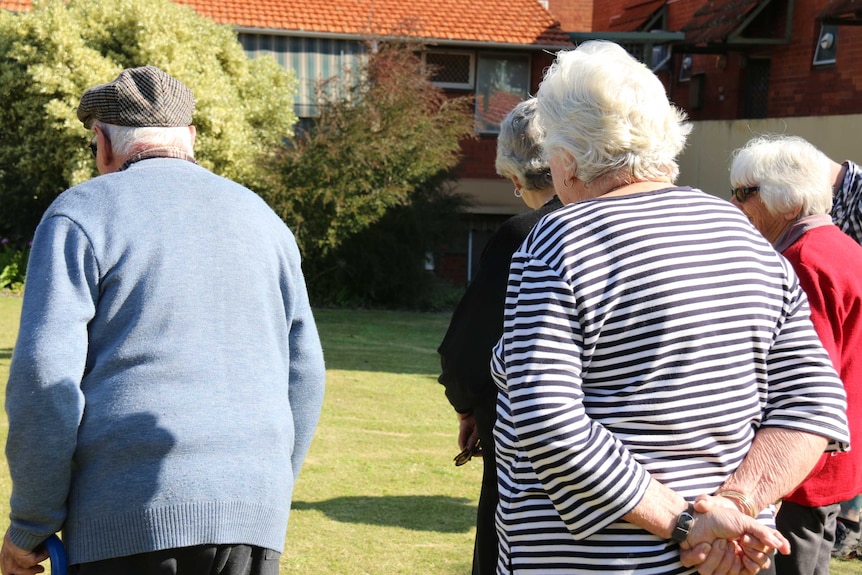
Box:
[96,121,195,159]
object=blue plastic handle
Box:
[44,534,67,575]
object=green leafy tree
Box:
[263,41,475,307]
[0,0,297,241]
[264,41,475,265]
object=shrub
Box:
[0,239,31,293]
[306,181,469,310]
[0,0,297,241]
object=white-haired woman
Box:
[439,98,561,575]
[730,134,862,575]
[489,41,850,575]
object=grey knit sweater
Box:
[6,158,326,564]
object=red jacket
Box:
[783,224,862,506]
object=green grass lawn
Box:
[0,297,859,574]
[281,308,480,574]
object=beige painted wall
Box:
[453,177,531,215]
[679,114,862,199]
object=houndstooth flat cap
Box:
[77,66,195,129]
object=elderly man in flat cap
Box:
[1,66,326,575]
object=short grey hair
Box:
[535,41,691,186]
[95,121,195,159]
[495,98,553,193]
[730,134,832,217]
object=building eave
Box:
[233,26,571,51]
[568,31,685,43]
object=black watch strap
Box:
[670,503,696,543]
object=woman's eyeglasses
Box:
[730,186,759,202]
[89,136,98,158]
[454,440,483,466]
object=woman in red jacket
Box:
[730,134,862,574]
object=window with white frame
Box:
[425,50,475,89]
[474,53,530,133]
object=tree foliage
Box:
[263,41,476,265]
[303,177,469,309]
[0,0,297,241]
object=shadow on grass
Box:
[0,348,12,361]
[291,495,476,533]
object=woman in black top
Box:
[437,97,560,575]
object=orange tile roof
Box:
[0,0,30,10]
[178,0,571,46]
[1,0,571,47]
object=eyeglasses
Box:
[454,440,483,467]
[89,136,98,158]
[730,186,759,202]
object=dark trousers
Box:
[472,395,499,575]
[775,500,840,575]
[70,545,280,575]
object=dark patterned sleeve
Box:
[833,160,862,245]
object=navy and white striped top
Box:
[490,187,849,574]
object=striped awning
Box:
[238,33,364,118]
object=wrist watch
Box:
[670,503,696,543]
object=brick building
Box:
[587,0,862,122]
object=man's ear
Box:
[188,125,197,147]
[94,125,113,164]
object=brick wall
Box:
[456,135,500,179]
[669,0,862,121]
[547,0,593,31]
[435,252,468,286]
[591,0,623,30]
[531,50,557,87]
[765,2,862,118]
[599,0,862,121]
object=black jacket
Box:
[438,196,563,413]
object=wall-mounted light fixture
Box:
[679,54,693,82]
[813,24,838,66]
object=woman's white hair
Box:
[95,121,195,158]
[495,98,553,193]
[730,134,832,217]
[535,41,691,186]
